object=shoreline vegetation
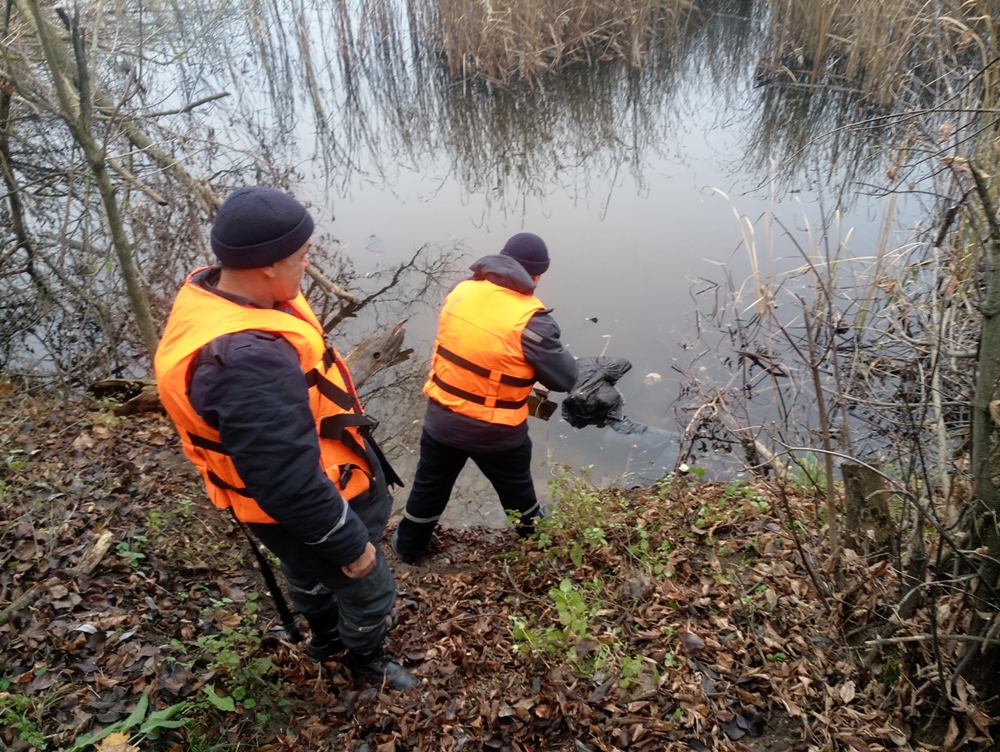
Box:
[2,0,1000,749]
[377,0,998,100]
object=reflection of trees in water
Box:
[0,0,900,383]
[309,242,464,458]
[350,0,889,208]
[320,1,707,201]
[741,83,890,203]
[177,0,889,211]
[79,0,899,218]
[308,241,462,336]
[0,0,464,384]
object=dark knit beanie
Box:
[210,187,315,268]
[500,232,550,276]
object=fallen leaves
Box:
[1,394,998,750]
[95,731,140,752]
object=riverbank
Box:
[0,391,992,750]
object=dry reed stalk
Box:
[296,11,326,122]
[331,0,355,67]
[403,0,696,84]
[765,0,995,105]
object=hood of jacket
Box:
[469,254,537,295]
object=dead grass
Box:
[407,0,698,84]
[339,0,997,101]
[763,0,1000,105]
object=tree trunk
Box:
[842,461,892,559]
[962,164,1000,693]
[21,0,160,361]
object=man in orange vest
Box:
[392,233,578,564]
[155,187,418,691]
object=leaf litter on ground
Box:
[0,389,995,750]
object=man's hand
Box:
[342,542,376,579]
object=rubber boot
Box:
[347,647,419,691]
[391,526,424,565]
[304,609,344,662]
[516,507,542,539]
[516,517,536,539]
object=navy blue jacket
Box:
[423,254,578,452]
[186,268,371,570]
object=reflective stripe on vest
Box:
[154,270,374,523]
[423,278,545,426]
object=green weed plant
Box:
[166,606,291,729]
[0,677,48,750]
[509,472,688,687]
[67,693,189,752]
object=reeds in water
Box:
[762,0,1000,105]
[408,0,697,84]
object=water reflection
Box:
[155,0,892,214]
[2,0,914,509]
[308,0,887,211]
[742,83,891,203]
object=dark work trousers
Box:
[252,449,396,655]
[393,429,540,561]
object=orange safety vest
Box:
[154,270,374,524]
[423,278,545,426]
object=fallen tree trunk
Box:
[89,321,408,415]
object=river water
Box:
[176,1,921,527]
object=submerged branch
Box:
[306,265,357,303]
[143,92,230,118]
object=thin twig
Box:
[142,92,230,118]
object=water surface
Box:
[180,1,921,526]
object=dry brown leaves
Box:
[0,391,996,750]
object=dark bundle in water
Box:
[562,356,632,429]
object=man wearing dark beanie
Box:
[392,232,578,564]
[155,186,418,691]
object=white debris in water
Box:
[643,372,662,385]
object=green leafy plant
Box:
[789,452,826,493]
[176,497,196,515]
[195,629,251,674]
[627,526,651,557]
[203,684,235,712]
[510,580,604,668]
[547,471,609,533]
[509,615,540,654]
[550,578,589,637]
[146,509,166,533]
[582,526,608,549]
[619,655,643,688]
[67,693,189,752]
[116,535,147,569]
[86,409,125,429]
[653,475,674,498]
[186,627,286,724]
[0,683,48,750]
